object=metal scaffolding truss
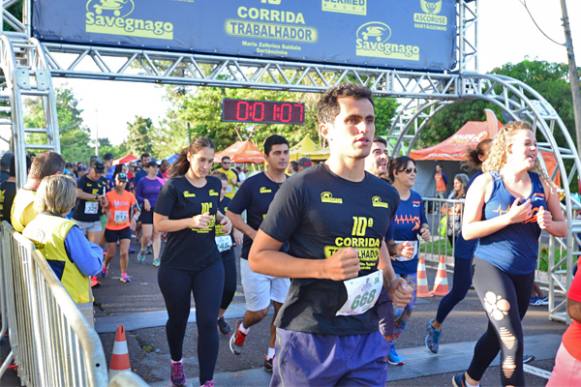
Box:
[387,71,581,322]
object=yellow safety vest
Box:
[10,189,37,232]
[23,214,92,303]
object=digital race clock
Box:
[222,98,305,125]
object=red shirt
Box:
[563,261,581,360]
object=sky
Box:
[52,0,581,146]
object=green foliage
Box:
[374,97,398,137]
[414,60,579,150]
[157,87,319,153]
[492,60,576,146]
[156,86,398,155]
[126,116,155,156]
[416,99,502,148]
[24,87,93,163]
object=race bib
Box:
[394,240,418,262]
[336,270,383,317]
[114,210,128,224]
[215,235,233,253]
[84,201,98,215]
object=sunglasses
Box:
[401,167,417,174]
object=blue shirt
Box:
[388,190,427,275]
[474,172,546,275]
[63,226,103,276]
[453,171,482,260]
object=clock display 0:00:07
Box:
[222,98,305,125]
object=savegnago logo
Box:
[85,0,174,40]
[355,22,420,61]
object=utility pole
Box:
[560,0,581,156]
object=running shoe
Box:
[98,264,109,279]
[137,250,146,263]
[386,343,405,366]
[452,372,466,387]
[200,380,215,387]
[264,356,274,373]
[152,258,161,267]
[425,319,441,354]
[217,317,232,335]
[535,296,549,306]
[90,276,101,288]
[529,296,540,306]
[120,273,131,284]
[229,321,247,355]
[523,353,536,364]
[170,361,186,387]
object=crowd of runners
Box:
[1,84,580,387]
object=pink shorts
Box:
[547,343,581,387]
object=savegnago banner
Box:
[32,0,456,72]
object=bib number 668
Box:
[351,289,377,309]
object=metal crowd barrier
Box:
[0,221,148,386]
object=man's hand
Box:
[220,216,232,234]
[397,241,415,259]
[322,248,360,281]
[233,229,243,245]
[388,277,413,308]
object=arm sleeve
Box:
[135,179,144,204]
[259,178,304,243]
[64,226,103,276]
[228,180,250,215]
[568,263,581,302]
[154,180,177,216]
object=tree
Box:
[492,60,576,147]
[24,87,93,163]
[416,99,502,148]
[415,60,577,148]
[157,86,398,155]
[126,116,155,155]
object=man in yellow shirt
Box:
[215,156,239,199]
[11,151,65,232]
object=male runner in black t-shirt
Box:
[226,135,290,372]
[73,159,108,244]
[250,85,413,386]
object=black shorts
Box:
[140,210,153,224]
[105,227,132,243]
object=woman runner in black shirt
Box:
[154,137,232,387]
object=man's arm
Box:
[226,210,257,240]
[249,230,360,281]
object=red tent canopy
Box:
[409,109,560,184]
[410,110,501,161]
[214,140,264,164]
[114,153,138,165]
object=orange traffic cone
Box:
[416,255,433,298]
[109,324,131,377]
[431,256,450,296]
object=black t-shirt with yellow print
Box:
[260,164,399,335]
[154,176,222,271]
[229,171,283,259]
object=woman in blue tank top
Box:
[452,122,567,387]
[425,139,492,354]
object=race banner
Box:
[32,0,457,72]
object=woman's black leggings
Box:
[435,256,473,324]
[220,248,237,310]
[158,260,224,385]
[467,259,534,386]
